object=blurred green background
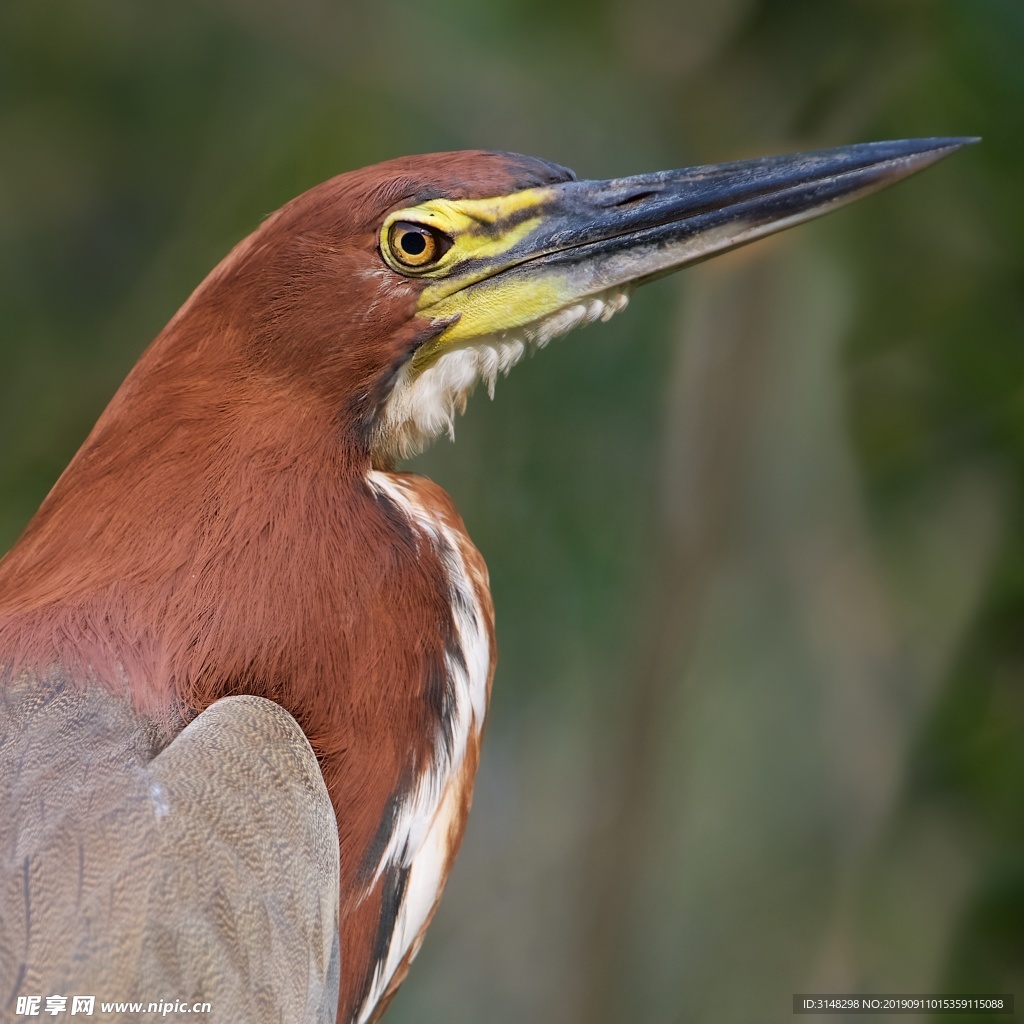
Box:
[1,0,1021,1021]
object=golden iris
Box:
[387,221,448,268]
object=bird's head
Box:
[173,138,972,469]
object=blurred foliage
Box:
[1,0,1021,1021]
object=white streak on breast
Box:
[357,471,491,1024]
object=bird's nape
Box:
[0,137,974,1024]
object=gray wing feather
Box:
[0,674,340,1023]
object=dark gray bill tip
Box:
[896,135,981,151]
[852,135,979,170]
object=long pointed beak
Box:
[410,137,977,362]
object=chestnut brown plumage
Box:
[0,140,972,1023]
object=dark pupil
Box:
[401,230,427,256]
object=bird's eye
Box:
[386,221,450,269]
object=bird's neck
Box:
[0,331,379,726]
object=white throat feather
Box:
[375,287,631,461]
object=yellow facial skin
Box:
[380,189,573,369]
